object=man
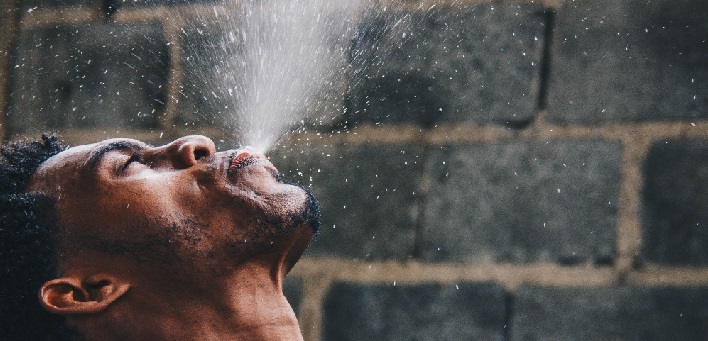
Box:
[0,134,319,340]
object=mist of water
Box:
[210,0,366,153]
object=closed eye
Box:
[122,153,141,172]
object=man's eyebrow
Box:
[89,141,145,169]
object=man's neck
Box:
[73,259,304,341]
[217,261,304,341]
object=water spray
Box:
[214,0,366,153]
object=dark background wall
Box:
[1,0,707,340]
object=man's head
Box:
[1,134,319,340]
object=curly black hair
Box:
[0,134,79,340]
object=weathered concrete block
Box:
[421,140,620,264]
[547,0,708,124]
[271,143,423,260]
[9,24,168,133]
[642,140,708,265]
[510,286,708,341]
[349,4,545,127]
[323,282,506,341]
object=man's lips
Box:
[227,148,271,174]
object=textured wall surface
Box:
[548,0,708,123]
[2,0,708,340]
[10,24,168,133]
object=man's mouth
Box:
[227,148,271,174]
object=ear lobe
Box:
[39,275,130,315]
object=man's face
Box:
[26,135,318,278]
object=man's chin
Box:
[266,183,319,272]
[229,181,319,262]
[272,173,320,235]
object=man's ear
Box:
[39,274,131,315]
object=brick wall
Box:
[2,0,708,340]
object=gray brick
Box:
[349,4,545,127]
[642,140,708,265]
[271,143,423,260]
[421,140,620,263]
[547,0,708,124]
[8,24,168,133]
[510,286,708,341]
[323,282,506,341]
[283,276,302,317]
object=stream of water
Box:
[208,0,367,153]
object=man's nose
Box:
[146,135,217,169]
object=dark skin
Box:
[25,135,315,341]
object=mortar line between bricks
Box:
[44,121,708,148]
[291,259,618,292]
[542,0,566,8]
[438,122,708,142]
[20,8,102,30]
[113,5,234,23]
[380,0,558,11]
[18,5,231,29]
[290,259,708,290]
[16,0,564,31]
[0,0,21,144]
[625,264,708,286]
[298,271,334,341]
[614,135,651,280]
[160,16,185,139]
[382,0,493,11]
[113,7,175,23]
[280,121,708,147]
[11,0,569,30]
